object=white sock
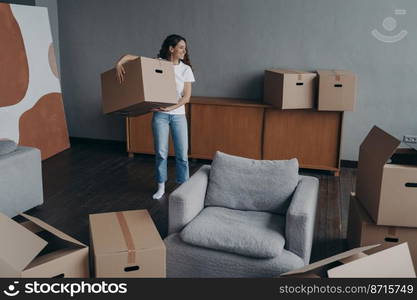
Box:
[152,182,165,199]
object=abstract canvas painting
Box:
[0,3,69,160]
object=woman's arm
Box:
[157,82,192,112]
[115,54,139,83]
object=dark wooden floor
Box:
[24,139,356,263]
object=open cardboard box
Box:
[348,193,417,271]
[89,209,165,278]
[356,126,417,227]
[0,212,89,278]
[317,69,357,111]
[263,69,316,109]
[281,243,416,278]
[101,56,177,116]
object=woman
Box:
[116,34,195,199]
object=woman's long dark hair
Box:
[158,34,192,68]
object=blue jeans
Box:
[152,112,189,184]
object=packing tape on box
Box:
[387,227,397,236]
[290,70,303,81]
[116,212,136,265]
[288,70,304,81]
[332,70,341,82]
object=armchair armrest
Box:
[285,175,319,264]
[168,165,210,234]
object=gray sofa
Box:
[0,143,44,217]
[164,164,319,278]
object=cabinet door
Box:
[127,113,175,156]
[263,109,342,171]
[190,104,263,159]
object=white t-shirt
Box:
[162,61,195,115]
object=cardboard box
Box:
[0,212,89,278]
[89,209,165,278]
[263,69,317,109]
[356,126,417,227]
[348,194,417,270]
[281,243,416,278]
[317,70,357,111]
[101,56,177,116]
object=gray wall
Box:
[58,0,417,161]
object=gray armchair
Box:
[164,164,319,278]
[0,142,43,217]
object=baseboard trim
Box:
[69,137,359,168]
[340,160,357,168]
[69,136,125,146]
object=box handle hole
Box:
[385,237,399,243]
[334,84,343,87]
[405,183,417,188]
[124,266,140,272]
[155,69,163,74]
[296,82,304,86]
[52,273,65,278]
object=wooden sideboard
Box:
[126,96,343,175]
[189,97,267,160]
[263,109,343,174]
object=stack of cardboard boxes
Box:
[263,69,357,111]
[280,124,417,278]
[348,126,417,271]
[0,209,166,278]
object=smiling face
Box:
[169,40,187,62]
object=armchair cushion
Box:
[205,151,299,214]
[180,206,286,259]
[0,139,17,155]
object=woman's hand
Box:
[151,105,177,112]
[158,106,173,112]
[116,62,126,83]
[114,54,139,83]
